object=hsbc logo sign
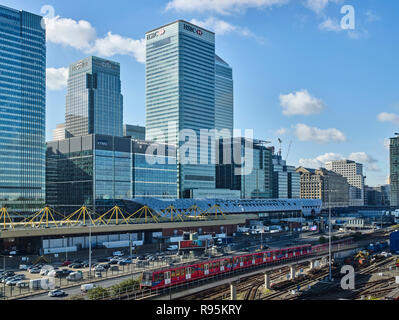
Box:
[183,24,203,36]
[147,29,166,40]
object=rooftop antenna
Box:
[278,138,282,157]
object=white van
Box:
[81,283,97,292]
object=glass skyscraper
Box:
[215,55,233,134]
[390,136,399,207]
[46,135,178,208]
[146,20,216,198]
[65,56,123,138]
[0,5,46,212]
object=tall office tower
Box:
[65,56,123,138]
[215,55,233,134]
[146,21,216,198]
[52,123,66,141]
[272,154,300,199]
[390,136,399,207]
[325,160,365,207]
[216,138,273,199]
[123,124,146,140]
[0,5,46,212]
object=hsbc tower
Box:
[145,20,217,198]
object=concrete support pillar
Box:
[264,273,271,290]
[290,266,296,280]
[230,282,237,300]
[310,260,315,270]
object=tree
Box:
[87,286,110,300]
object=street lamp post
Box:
[329,191,332,282]
[89,226,92,279]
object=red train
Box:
[141,238,354,290]
[141,244,312,290]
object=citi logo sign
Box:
[147,29,166,40]
[183,24,203,36]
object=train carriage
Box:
[141,243,313,290]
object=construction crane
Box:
[285,140,292,162]
[277,138,282,157]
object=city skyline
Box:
[2,0,398,187]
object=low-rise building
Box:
[46,134,178,208]
[296,167,350,209]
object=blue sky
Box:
[4,0,399,186]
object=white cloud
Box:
[275,128,288,136]
[319,17,342,32]
[348,152,380,172]
[299,151,380,172]
[299,152,344,168]
[190,17,264,43]
[46,67,68,91]
[295,123,347,144]
[90,33,146,64]
[45,16,145,64]
[165,0,289,14]
[365,10,380,23]
[280,90,325,116]
[44,16,97,50]
[304,0,342,14]
[377,112,399,125]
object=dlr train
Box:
[141,238,353,290]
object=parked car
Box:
[109,266,119,272]
[16,281,29,288]
[71,263,84,269]
[61,261,72,267]
[113,251,124,257]
[6,279,22,286]
[94,265,105,272]
[97,258,109,263]
[48,289,67,297]
[29,268,41,274]
[95,271,102,278]
[117,260,128,266]
[66,271,83,281]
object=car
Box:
[29,268,40,274]
[99,263,110,270]
[118,260,128,266]
[61,261,72,267]
[16,281,29,288]
[113,251,124,257]
[48,289,67,297]
[97,258,108,263]
[81,283,97,292]
[71,263,83,269]
[95,271,102,278]
[1,271,15,277]
[6,279,22,286]
[94,265,105,272]
[137,255,146,261]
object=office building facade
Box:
[272,154,300,199]
[325,160,365,207]
[46,135,178,207]
[123,124,146,140]
[216,138,273,199]
[145,20,216,198]
[52,123,66,141]
[296,167,350,209]
[390,136,399,207]
[0,5,46,212]
[215,55,233,135]
[65,56,123,138]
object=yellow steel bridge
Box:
[0,204,226,230]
